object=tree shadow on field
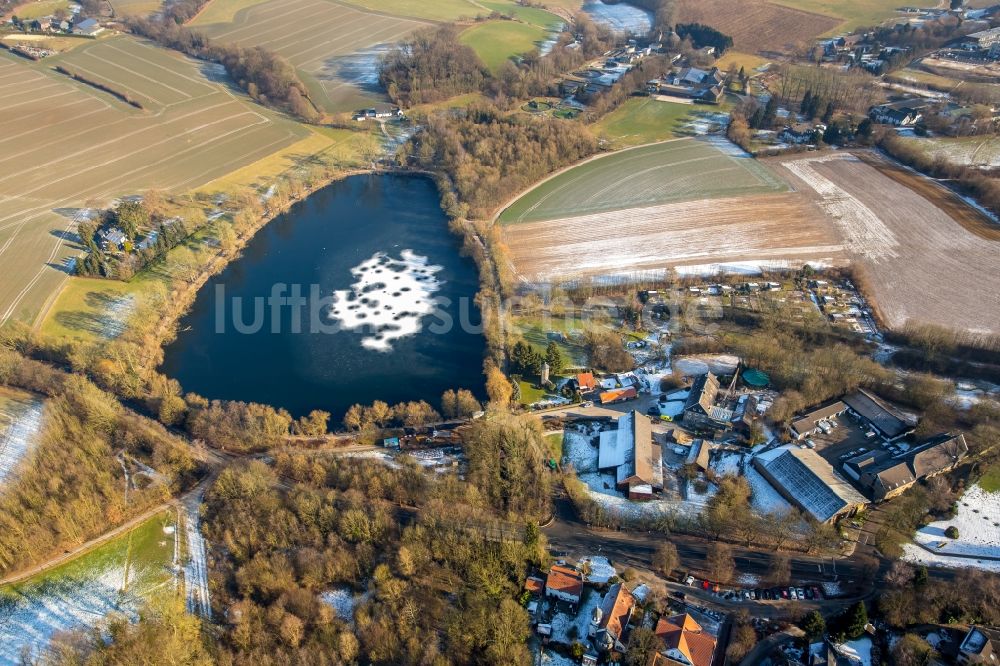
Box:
[49,228,85,252]
[84,290,123,310]
[53,310,113,336]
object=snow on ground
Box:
[664,389,689,401]
[582,0,651,33]
[99,295,135,339]
[182,493,211,620]
[327,250,443,352]
[912,484,1000,558]
[540,650,577,666]
[821,581,843,597]
[657,401,686,418]
[736,572,761,586]
[563,430,599,474]
[0,393,44,487]
[549,588,600,646]
[319,587,369,625]
[673,354,740,376]
[340,449,402,469]
[579,555,616,584]
[711,451,743,477]
[902,544,1000,573]
[835,637,873,666]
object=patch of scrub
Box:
[328,250,444,352]
[0,391,44,487]
[0,512,176,663]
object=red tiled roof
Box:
[655,614,717,666]
[600,387,637,404]
[577,372,597,391]
[546,565,583,598]
[524,576,545,595]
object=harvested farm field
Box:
[192,0,426,112]
[0,37,309,326]
[502,193,845,281]
[775,152,1000,334]
[499,138,788,224]
[675,0,840,53]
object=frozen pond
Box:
[583,0,653,34]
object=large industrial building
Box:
[753,445,868,523]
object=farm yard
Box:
[191,0,426,113]
[0,36,311,327]
[498,138,788,224]
[774,151,1000,335]
[0,512,178,663]
[674,0,840,53]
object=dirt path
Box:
[0,498,179,587]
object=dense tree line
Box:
[674,23,732,55]
[379,26,489,105]
[127,17,318,121]
[0,356,197,574]
[185,454,542,664]
[878,562,1000,627]
[401,102,598,219]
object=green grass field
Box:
[980,464,1000,493]
[478,0,562,27]
[460,20,548,72]
[513,314,587,366]
[10,0,68,18]
[591,98,724,147]
[0,511,177,661]
[770,0,936,31]
[499,137,787,224]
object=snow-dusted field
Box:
[902,544,1000,573]
[0,391,44,488]
[0,514,176,663]
[911,484,1000,559]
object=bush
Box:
[945,525,959,539]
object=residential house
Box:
[869,100,927,126]
[682,373,734,432]
[577,372,598,393]
[649,614,717,666]
[598,411,662,499]
[97,227,127,251]
[589,583,636,653]
[545,565,584,605]
[780,123,821,144]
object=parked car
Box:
[796,587,805,599]
[781,589,790,599]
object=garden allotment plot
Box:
[192,0,426,112]
[0,37,309,326]
[499,138,788,224]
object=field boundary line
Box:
[283,16,408,63]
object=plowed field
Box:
[676,0,840,53]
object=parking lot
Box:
[807,413,876,471]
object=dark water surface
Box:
[160,175,484,419]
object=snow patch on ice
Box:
[327,250,443,352]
